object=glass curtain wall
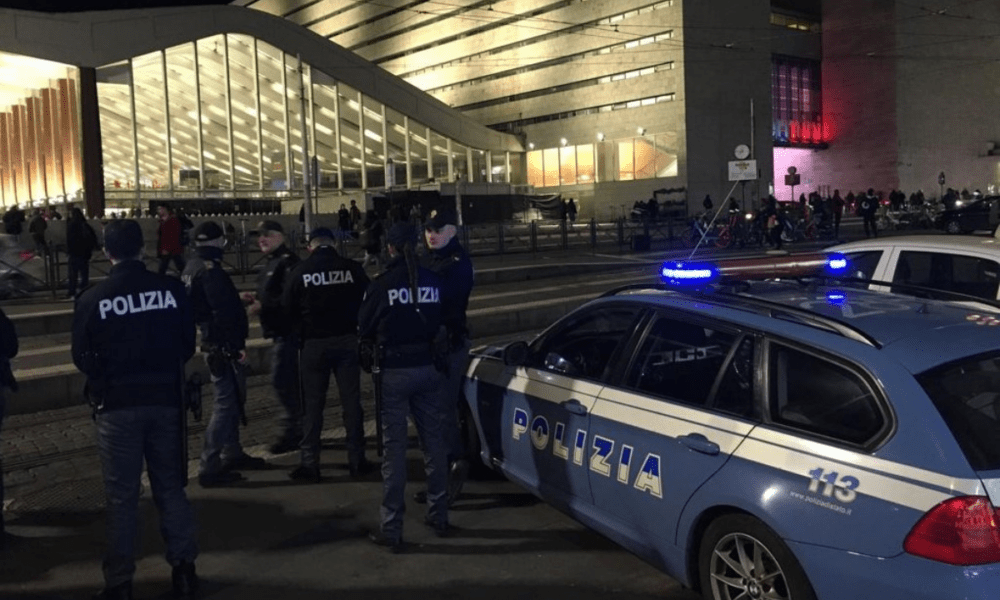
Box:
[95,33,505,205]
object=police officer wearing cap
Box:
[182,221,265,487]
[359,221,449,552]
[72,220,198,600]
[415,207,474,506]
[242,220,302,454]
[282,226,371,482]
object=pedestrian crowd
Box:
[0,201,475,600]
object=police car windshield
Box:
[916,350,1000,471]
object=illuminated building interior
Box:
[0,51,83,208]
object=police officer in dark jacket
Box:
[359,222,449,552]
[283,227,371,482]
[71,220,198,600]
[183,221,265,487]
[242,220,302,454]
[415,208,474,506]
[0,305,17,550]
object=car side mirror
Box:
[502,341,530,366]
[543,352,577,375]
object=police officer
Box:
[282,227,371,482]
[182,221,265,487]
[71,220,198,600]
[0,305,17,551]
[359,222,449,552]
[242,220,302,454]
[415,208,474,506]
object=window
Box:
[918,351,1000,470]
[530,305,643,382]
[772,55,823,146]
[769,345,884,445]
[843,250,883,280]
[627,316,738,407]
[892,251,1000,300]
[712,336,757,418]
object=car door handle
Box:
[678,433,720,456]
[561,400,588,416]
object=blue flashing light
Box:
[660,261,718,286]
[826,253,848,274]
[826,290,847,306]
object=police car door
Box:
[588,313,756,553]
[503,303,645,509]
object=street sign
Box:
[784,173,800,186]
[728,160,758,181]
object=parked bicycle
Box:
[681,213,734,249]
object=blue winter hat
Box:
[103,219,143,259]
[386,222,417,248]
[308,227,336,242]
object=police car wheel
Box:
[699,514,816,600]
[945,220,961,234]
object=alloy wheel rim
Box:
[709,532,790,600]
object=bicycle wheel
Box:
[715,227,734,249]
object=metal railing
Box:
[11,217,687,298]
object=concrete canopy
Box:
[0,4,522,155]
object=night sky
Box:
[0,1,232,11]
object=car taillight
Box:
[904,496,1000,565]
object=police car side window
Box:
[843,250,882,280]
[532,305,643,382]
[892,250,1000,300]
[626,316,738,408]
[769,344,883,445]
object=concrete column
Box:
[78,67,105,218]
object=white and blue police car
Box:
[461,253,1000,600]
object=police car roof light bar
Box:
[658,253,849,287]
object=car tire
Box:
[945,220,962,234]
[699,514,817,600]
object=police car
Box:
[829,234,1000,304]
[461,254,1000,600]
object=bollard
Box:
[590,218,597,249]
[497,222,504,254]
[530,220,538,254]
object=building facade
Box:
[244,0,1000,216]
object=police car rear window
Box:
[917,352,1000,471]
[769,344,884,445]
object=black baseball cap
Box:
[103,219,144,259]
[193,221,224,242]
[252,220,284,235]
[425,208,457,230]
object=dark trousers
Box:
[96,405,197,588]
[863,214,878,237]
[443,340,471,463]
[199,359,244,475]
[67,255,90,297]
[0,390,5,533]
[271,335,301,443]
[378,364,449,538]
[157,253,185,276]
[299,334,364,468]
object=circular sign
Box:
[734,144,750,160]
[787,166,797,175]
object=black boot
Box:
[93,581,133,600]
[172,561,199,598]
